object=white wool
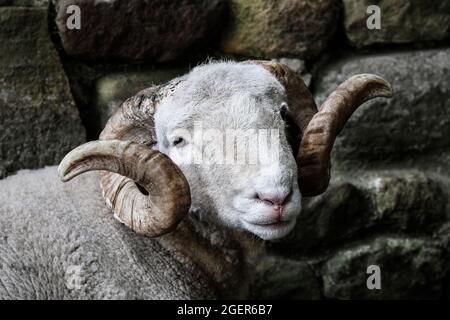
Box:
[155,62,301,240]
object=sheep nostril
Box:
[256,192,289,207]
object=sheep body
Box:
[0,62,294,299]
[0,61,388,299]
[0,167,229,299]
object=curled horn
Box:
[298,74,393,196]
[58,82,191,237]
[252,61,393,197]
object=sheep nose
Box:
[257,191,290,209]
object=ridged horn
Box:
[298,74,393,196]
[59,140,191,236]
[59,80,190,237]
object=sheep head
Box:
[58,61,392,240]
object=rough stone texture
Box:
[360,171,447,232]
[0,0,48,5]
[314,48,450,168]
[220,0,340,59]
[322,236,446,299]
[95,68,187,128]
[343,0,450,47]
[53,0,226,62]
[434,223,450,298]
[271,170,447,256]
[0,7,84,178]
[250,256,321,299]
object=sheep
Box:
[0,61,392,299]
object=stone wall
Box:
[0,0,449,299]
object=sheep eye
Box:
[172,137,185,147]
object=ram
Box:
[0,61,392,299]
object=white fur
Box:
[155,62,302,240]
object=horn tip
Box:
[57,161,72,182]
[378,79,394,99]
[357,73,394,99]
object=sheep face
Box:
[155,62,302,240]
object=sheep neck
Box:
[158,211,264,298]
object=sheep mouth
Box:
[253,220,291,227]
[240,218,296,240]
[241,218,292,228]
